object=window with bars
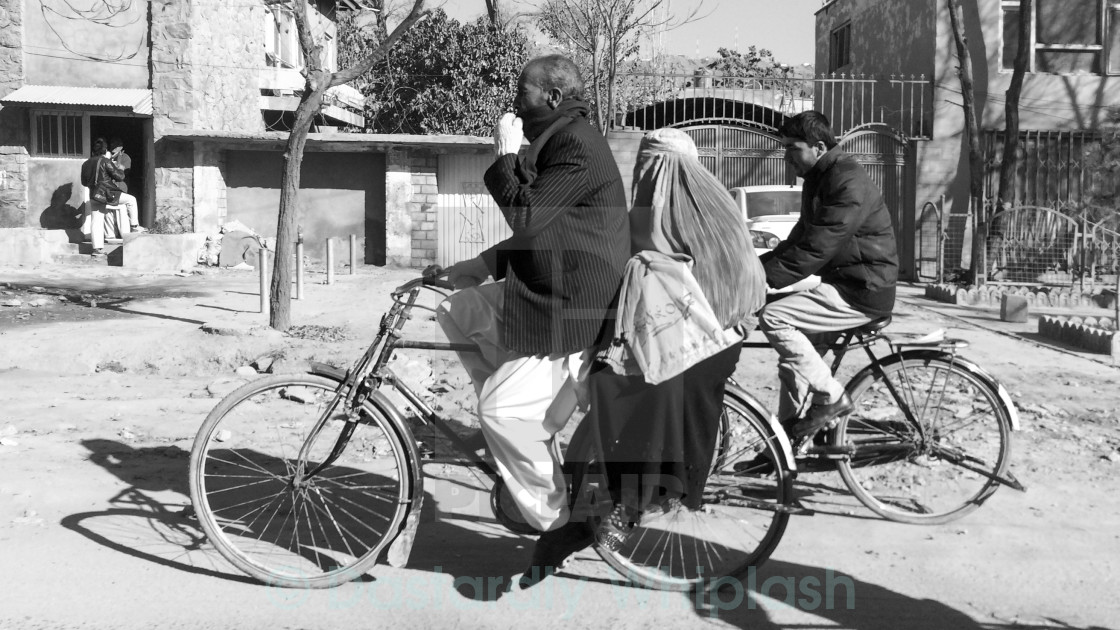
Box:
[1001,0,1120,74]
[31,112,85,158]
[829,22,852,73]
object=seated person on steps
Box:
[108,137,146,234]
[757,111,899,440]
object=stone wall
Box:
[191,1,266,133]
[0,0,26,227]
[154,141,194,234]
[150,0,195,137]
[192,145,227,233]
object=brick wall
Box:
[408,153,439,268]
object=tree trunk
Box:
[948,0,986,286]
[484,0,503,26]
[997,0,1031,206]
[267,0,428,331]
[269,76,328,331]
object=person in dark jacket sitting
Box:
[758,111,899,438]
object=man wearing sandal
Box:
[435,54,629,588]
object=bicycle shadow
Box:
[694,558,1111,630]
[402,469,538,602]
[65,438,448,587]
[61,438,256,583]
[689,558,984,629]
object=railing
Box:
[616,73,931,139]
[933,198,1120,289]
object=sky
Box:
[437,0,820,66]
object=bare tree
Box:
[536,0,701,133]
[484,0,505,25]
[947,0,986,286]
[997,0,1031,207]
[264,0,428,331]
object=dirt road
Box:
[0,264,1117,629]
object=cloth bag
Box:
[602,250,742,385]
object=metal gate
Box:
[681,124,789,189]
[838,124,914,279]
[436,154,511,266]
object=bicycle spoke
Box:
[190,375,411,587]
[592,391,791,591]
[836,357,1012,524]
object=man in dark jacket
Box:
[436,55,630,582]
[759,111,899,438]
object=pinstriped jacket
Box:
[481,115,630,356]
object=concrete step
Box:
[51,242,123,266]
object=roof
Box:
[160,129,495,152]
[0,86,153,115]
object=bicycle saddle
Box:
[854,316,891,335]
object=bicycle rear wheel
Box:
[834,354,1012,524]
[577,388,793,591]
[189,374,413,588]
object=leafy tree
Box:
[705,47,797,83]
[344,9,529,135]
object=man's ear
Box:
[546,87,564,109]
[814,141,829,156]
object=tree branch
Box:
[330,0,428,87]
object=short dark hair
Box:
[92,137,108,156]
[109,137,124,149]
[526,55,585,101]
[779,111,838,149]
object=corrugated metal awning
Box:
[0,85,152,115]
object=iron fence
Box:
[616,73,931,139]
[927,198,1120,290]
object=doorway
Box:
[90,115,150,227]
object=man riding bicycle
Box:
[758,111,899,439]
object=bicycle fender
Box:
[308,361,346,381]
[848,350,1021,432]
[725,384,797,473]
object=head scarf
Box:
[629,128,767,329]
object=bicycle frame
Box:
[743,328,1024,492]
[293,281,500,487]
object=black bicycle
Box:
[188,272,793,591]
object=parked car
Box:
[730,184,820,293]
[729,184,802,254]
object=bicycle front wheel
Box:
[834,354,1013,524]
[189,374,413,588]
[583,388,793,591]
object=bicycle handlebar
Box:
[393,265,455,295]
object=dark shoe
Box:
[519,521,594,589]
[595,504,640,552]
[90,248,105,257]
[791,392,853,438]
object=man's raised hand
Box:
[493,112,524,157]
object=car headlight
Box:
[750,230,782,250]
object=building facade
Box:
[816,0,1120,276]
[0,0,502,267]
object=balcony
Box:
[258,66,364,128]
